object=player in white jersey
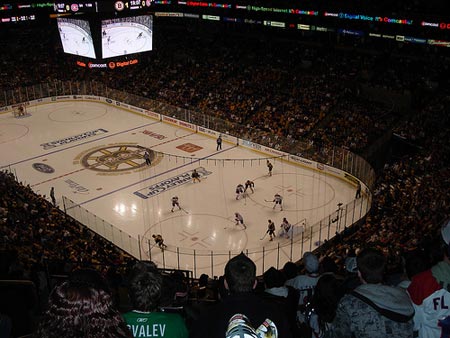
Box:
[235,184,244,200]
[279,217,292,239]
[171,196,181,212]
[234,212,246,229]
[273,194,283,211]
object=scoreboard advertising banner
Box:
[76,58,139,69]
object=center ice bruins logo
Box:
[75,144,159,174]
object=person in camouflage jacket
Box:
[329,248,414,338]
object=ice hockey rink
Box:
[0,101,368,277]
[102,21,153,58]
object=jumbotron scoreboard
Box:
[53,1,154,69]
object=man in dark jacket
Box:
[190,253,293,338]
[262,267,299,337]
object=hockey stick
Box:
[224,223,234,229]
[180,207,189,214]
[260,232,268,240]
[147,242,158,253]
[264,199,273,203]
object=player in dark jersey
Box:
[152,234,167,250]
[355,181,361,199]
[267,160,273,176]
[267,220,276,241]
[192,169,201,183]
[244,180,255,193]
[216,135,222,150]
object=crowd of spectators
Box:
[1,20,447,157]
[0,18,449,337]
[0,171,136,299]
[310,97,398,152]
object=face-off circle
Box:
[79,144,156,173]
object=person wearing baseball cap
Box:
[285,252,320,325]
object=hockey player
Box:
[355,181,362,199]
[244,180,255,193]
[267,160,273,176]
[171,196,181,212]
[152,234,167,250]
[280,217,292,238]
[216,135,222,151]
[192,169,201,183]
[267,220,276,241]
[144,150,151,166]
[235,184,245,200]
[234,212,246,229]
[273,194,283,211]
[50,187,56,206]
[17,105,25,116]
[280,217,292,239]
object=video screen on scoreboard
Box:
[101,15,153,59]
[57,18,97,59]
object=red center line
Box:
[31,131,196,188]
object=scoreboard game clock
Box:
[54,2,97,13]
[115,0,153,11]
[54,1,153,13]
